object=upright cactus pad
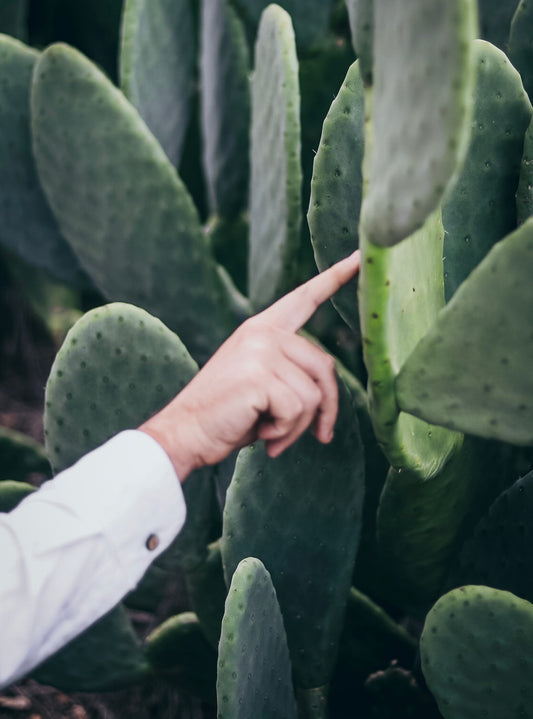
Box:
[248,4,302,308]
[0,426,50,481]
[446,470,533,602]
[478,0,520,50]
[32,43,236,362]
[308,60,364,333]
[517,116,533,224]
[345,0,373,86]
[120,0,195,167]
[217,557,297,719]
[222,379,365,690]
[360,0,478,247]
[509,0,533,101]
[0,35,87,286]
[396,218,533,445]
[443,40,532,300]
[201,0,250,220]
[420,585,533,719]
[359,209,462,477]
[237,0,334,50]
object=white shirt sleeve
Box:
[0,429,187,689]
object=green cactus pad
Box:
[443,40,532,300]
[420,585,533,719]
[345,0,373,86]
[308,60,364,333]
[120,0,195,166]
[446,470,533,602]
[32,604,149,692]
[478,0,519,50]
[517,117,533,224]
[222,379,365,689]
[0,35,87,286]
[238,0,334,50]
[0,0,27,40]
[396,218,533,445]
[217,557,297,719]
[360,0,478,247]
[359,209,462,477]
[374,437,504,610]
[509,0,533,101]
[145,612,217,702]
[201,0,250,220]
[0,426,51,482]
[185,540,227,649]
[44,302,215,573]
[31,43,236,363]
[248,4,302,308]
[0,479,35,512]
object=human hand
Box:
[139,251,361,481]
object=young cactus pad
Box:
[0,35,86,286]
[344,0,373,86]
[359,209,462,477]
[222,378,365,690]
[442,39,532,300]
[509,0,533,101]
[396,217,533,445]
[119,0,195,167]
[31,43,236,363]
[201,0,250,221]
[308,60,364,333]
[217,557,297,719]
[359,0,478,247]
[248,4,302,308]
[420,585,533,719]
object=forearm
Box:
[0,430,186,688]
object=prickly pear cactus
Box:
[31,42,237,363]
[0,35,87,286]
[344,0,373,86]
[396,218,533,445]
[222,378,365,694]
[517,116,533,224]
[248,4,302,308]
[0,426,50,482]
[443,39,532,299]
[446,469,533,602]
[360,0,478,247]
[308,60,364,333]
[0,479,35,511]
[217,557,297,719]
[509,0,533,100]
[420,585,533,719]
[201,0,250,221]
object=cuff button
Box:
[146,534,160,551]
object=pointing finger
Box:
[257,250,360,332]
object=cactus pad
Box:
[360,0,478,247]
[201,0,250,220]
[396,217,533,445]
[0,35,87,286]
[238,0,334,50]
[308,61,364,333]
[478,0,520,50]
[120,0,195,166]
[32,604,149,691]
[446,470,533,602]
[217,557,297,719]
[248,4,302,308]
[345,0,373,86]
[32,43,236,362]
[517,116,533,224]
[0,479,35,512]
[0,426,50,481]
[509,0,533,101]
[359,209,462,477]
[443,40,532,300]
[420,585,533,719]
[44,302,215,573]
[222,378,365,689]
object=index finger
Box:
[258,250,361,332]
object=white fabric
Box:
[0,430,186,688]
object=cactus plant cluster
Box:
[2,0,533,717]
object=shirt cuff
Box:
[33,429,187,589]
